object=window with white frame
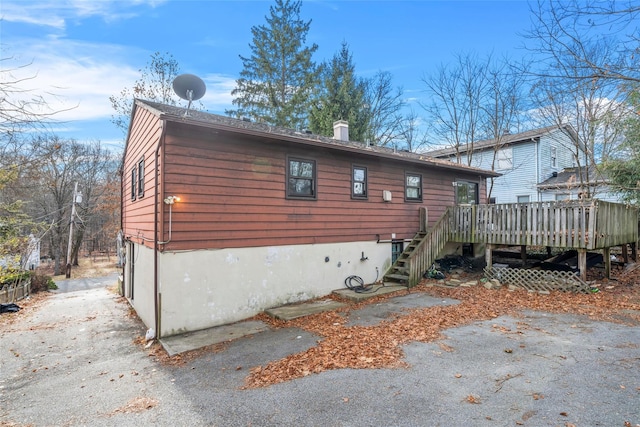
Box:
[550,146,557,168]
[496,147,513,170]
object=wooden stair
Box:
[383,231,427,285]
[383,208,453,287]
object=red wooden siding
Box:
[122,107,162,247]
[158,123,486,252]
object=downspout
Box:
[154,120,167,340]
[119,161,125,296]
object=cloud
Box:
[0,0,167,29]
[201,73,236,114]
[4,38,142,122]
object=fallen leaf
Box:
[466,395,481,404]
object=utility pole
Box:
[65,182,79,279]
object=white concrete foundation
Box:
[126,241,392,337]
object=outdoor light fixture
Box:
[159,196,181,245]
[164,195,180,205]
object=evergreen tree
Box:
[227,0,319,129]
[309,42,368,142]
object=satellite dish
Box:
[172,73,206,115]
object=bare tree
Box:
[26,136,115,275]
[363,71,406,147]
[526,1,633,199]
[396,106,428,153]
[109,51,181,135]
[481,57,530,201]
[525,0,640,85]
[421,52,489,165]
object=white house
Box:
[427,125,593,204]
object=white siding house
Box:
[427,126,587,204]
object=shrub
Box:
[0,269,32,290]
[31,274,56,293]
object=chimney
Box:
[333,120,349,142]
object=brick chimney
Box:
[333,120,349,142]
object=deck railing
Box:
[406,208,452,287]
[448,200,638,250]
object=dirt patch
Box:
[38,254,120,281]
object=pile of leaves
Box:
[242,269,640,389]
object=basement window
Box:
[405,173,422,202]
[287,156,316,199]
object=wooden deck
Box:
[448,200,638,250]
[394,200,639,286]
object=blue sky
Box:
[2,0,533,150]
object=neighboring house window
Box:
[352,165,367,199]
[287,156,316,199]
[455,181,478,205]
[137,158,145,198]
[489,197,497,204]
[496,147,513,170]
[556,193,570,201]
[517,195,530,203]
[131,167,137,201]
[405,173,422,201]
[550,146,557,168]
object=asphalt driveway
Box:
[1,277,639,426]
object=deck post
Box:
[419,207,428,233]
[578,249,587,281]
[520,245,527,266]
[603,247,611,279]
[622,244,629,263]
[485,244,493,269]
[632,242,638,263]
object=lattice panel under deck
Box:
[483,267,592,294]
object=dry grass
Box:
[38,254,120,281]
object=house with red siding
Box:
[121,99,498,338]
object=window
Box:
[287,157,316,199]
[137,158,145,198]
[550,146,557,168]
[391,240,404,264]
[455,181,478,205]
[405,173,422,201]
[555,193,570,201]
[496,147,513,170]
[352,165,367,199]
[517,195,530,203]
[130,167,137,201]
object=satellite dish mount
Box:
[172,74,206,117]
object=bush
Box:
[31,274,56,293]
[0,269,32,290]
